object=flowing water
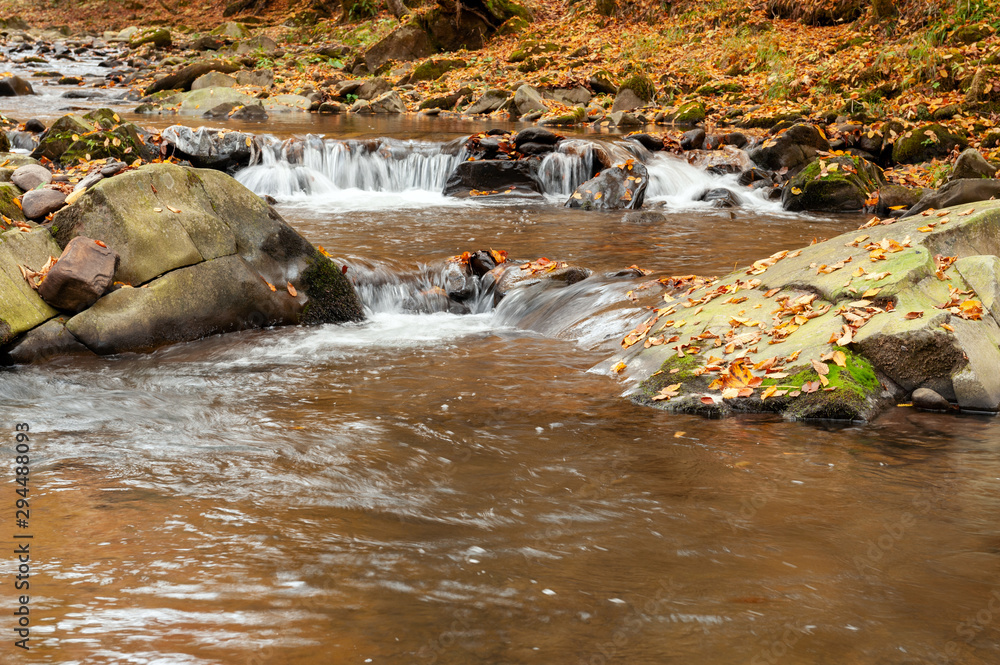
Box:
[2,43,1000,665]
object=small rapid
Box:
[232,133,783,213]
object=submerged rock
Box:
[618,200,1000,420]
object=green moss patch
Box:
[300,253,365,325]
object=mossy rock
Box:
[764,349,882,420]
[497,16,529,36]
[0,183,26,221]
[407,57,466,82]
[737,111,804,130]
[129,27,171,49]
[30,114,93,162]
[981,130,1000,149]
[619,74,655,102]
[538,106,586,126]
[695,80,743,95]
[508,40,558,63]
[782,154,885,212]
[300,254,365,324]
[950,23,990,46]
[965,66,1000,103]
[672,100,706,124]
[483,0,533,23]
[32,109,153,166]
[517,56,552,73]
[891,123,967,165]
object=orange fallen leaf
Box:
[287,282,297,297]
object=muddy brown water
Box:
[2,50,1000,665]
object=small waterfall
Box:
[643,152,724,200]
[235,136,467,198]
[538,139,596,197]
[346,259,495,316]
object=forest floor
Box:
[3,0,1000,190]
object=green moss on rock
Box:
[673,100,706,124]
[0,183,25,222]
[892,123,967,164]
[782,154,886,212]
[639,354,706,397]
[408,58,466,82]
[129,27,171,49]
[300,253,365,325]
[619,74,656,102]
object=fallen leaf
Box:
[904,311,924,319]
[287,282,297,297]
[611,361,626,374]
[811,359,830,375]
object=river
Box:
[1,41,1000,665]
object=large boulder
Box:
[443,160,542,198]
[891,123,967,164]
[566,160,648,210]
[363,24,435,72]
[235,34,280,57]
[37,163,363,356]
[782,154,886,212]
[144,60,241,95]
[748,123,830,174]
[404,57,466,83]
[619,200,1000,420]
[236,69,274,88]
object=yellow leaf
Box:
[245,137,252,147]
[791,187,802,195]
[832,350,847,367]
[611,361,626,374]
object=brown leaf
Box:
[904,311,924,320]
[811,359,830,375]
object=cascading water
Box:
[233,133,784,213]
[236,135,467,199]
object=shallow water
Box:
[2,43,1000,665]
